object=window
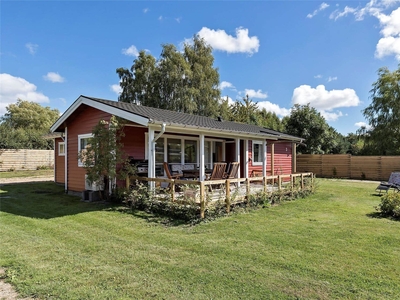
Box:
[167,138,181,163]
[58,142,65,156]
[184,140,197,164]
[252,141,264,165]
[78,133,93,167]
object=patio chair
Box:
[163,162,183,190]
[375,172,400,195]
[206,162,227,191]
[223,161,240,188]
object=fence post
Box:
[246,178,250,201]
[200,182,205,219]
[301,174,304,190]
[171,180,176,202]
[263,176,267,193]
[278,175,282,190]
[225,180,231,213]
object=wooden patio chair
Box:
[163,162,183,190]
[206,162,227,191]
[224,162,239,179]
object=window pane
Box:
[155,139,164,164]
[254,143,262,163]
[167,138,181,163]
[185,140,197,163]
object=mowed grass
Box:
[0,169,54,179]
[0,179,399,299]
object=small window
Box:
[78,133,93,167]
[58,142,65,156]
[252,141,264,165]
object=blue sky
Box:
[1,0,399,135]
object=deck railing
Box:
[126,172,314,218]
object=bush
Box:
[376,193,400,218]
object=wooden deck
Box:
[126,172,314,218]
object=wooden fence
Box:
[297,154,400,181]
[0,149,54,171]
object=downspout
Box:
[149,123,166,186]
[153,123,166,143]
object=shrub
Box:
[376,193,400,218]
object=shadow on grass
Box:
[105,206,192,227]
[0,182,114,219]
[366,211,400,221]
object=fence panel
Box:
[0,149,54,171]
[297,154,400,181]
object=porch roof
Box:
[51,95,303,142]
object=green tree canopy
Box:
[362,64,400,155]
[0,100,60,149]
[117,35,221,117]
[283,103,342,154]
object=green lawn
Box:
[0,169,54,179]
[0,179,399,299]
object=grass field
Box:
[0,179,399,299]
[0,169,54,179]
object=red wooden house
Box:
[51,95,304,193]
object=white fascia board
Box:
[50,96,149,132]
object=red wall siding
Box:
[268,142,292,175]
[67,106,111,192]
[55,137,65,184]
[121,126,147,160]
[247,140,293,177]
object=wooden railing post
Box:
[200,182,205,219]
[225,180,231,213]
[263,176,267,193]
[301,174,304,190]
[246,178,250,201]
[278,175,282,190]
[171,180,176,202]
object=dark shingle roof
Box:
[84,96,302,141]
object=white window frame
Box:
[252,140,263,166]
[58,142,65,156]
[78,133,93,167]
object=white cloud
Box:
[25,43,38,55]
[110,84,122,95]
[327,76,338,82]
[175,17,182,23]
[143,8,149,13]
[0,73,49,115]
[329,1,400,61]
[158,16,163,21]
[122,45,139,57]
[355,121,372,130]
[244,89,268,99]
[292,84,360,121]
[43,72,65,83]
[321,110,343,121]
[219,81,235,90]
[197,27,260,55]
[314,74,323,78]
[307,2,330,18]
[257,101,291,117]
[220,96,234,106]
[329,6,357,21]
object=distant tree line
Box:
[2,35,398,156]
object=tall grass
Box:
[0,179,399,299]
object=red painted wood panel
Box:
[55,137,65,184]
[67,105,111,192]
